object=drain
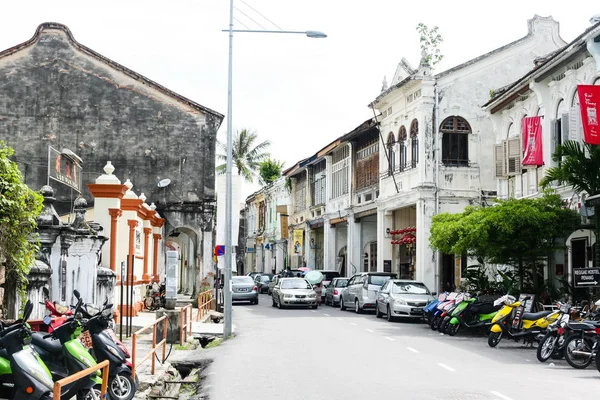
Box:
[165,359,213,400]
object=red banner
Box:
[522,116,543,166]
[577,85,600,145]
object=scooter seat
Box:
[31,331,62,354]
[567,321,597,331]
[521,310,552,321]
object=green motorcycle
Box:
[446,298,500,336]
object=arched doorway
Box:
[337,246,347,277]
[167,226,200,297]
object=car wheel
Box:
[354,300,362,314]
[340,297,346,311]
[387,305,395,322]
[268,290,272,296]
[312,305,318,309]
[277,298,283,309]
[376,302,383,318]
[272,297,276,307]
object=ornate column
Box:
[142,228,152,283]
[108,208,122,276]
[153,234,162,281]
[59,228,75,302]
[127,220,138,281]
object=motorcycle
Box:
[31,290,103,400]
[447,297,500,336]
[144,281,165,311]
[430,292,459,331]
[562,319,600,369]
[536,302,571,362]
[0,300,55,399]
[440,293,469,334]
[488,294,559,348]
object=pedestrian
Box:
[314,282,323,306]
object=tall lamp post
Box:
[223,0,326,338]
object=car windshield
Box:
[233,277,254,285]
[368,275,394,286]
[391,282,430,295]
[335,279,349,288]
[281,280,311,289]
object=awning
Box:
[354,208,377,220]
[330,216,348,225]
[307,218,324,229]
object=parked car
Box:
[324,277,349,306]
[254,273,274,294]
[375,279,434,321]
[232,276,259,304]
[271,278,317,309]
[268,275,280,295]
[339,272,397,313]
[281,269,305,278]
[247,272,260,280]
[318,270,341,300]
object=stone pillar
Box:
[59,229,75,302]
[323,220,336,270]
[347,213,361,277]
[127,220,138,281]
[416,196,436,292]
[142,227,152,283]
[153,234,161,281]
[108,208,122,276]
[276,239,286,273]
[377,209,394,273]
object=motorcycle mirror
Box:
[73,290,81,299]
[22,300,33,323]
[43,315,52,325]
[42,287,49,297]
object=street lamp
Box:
[223,0,326,338]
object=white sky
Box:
[0,1,596,198]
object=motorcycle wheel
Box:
[596,345,600,373]
[488,331,502,347]
[431,315,441,331]
[565,336,594,369]
[77,386,102,400]
[439,317,449,333]
[537,333,557,362]
[448,322,460,336]
[108,372,136,400]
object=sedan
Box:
[324,277,348,306]
[271,278,317,309]
[375,279,434,321]
[232,276,259,305]
[254,273,274,294]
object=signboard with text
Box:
[573,268,600,288]
[48,146,82,192]
[577,85,600,145]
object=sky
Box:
[0,1,597,199]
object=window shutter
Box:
[561,113,569,144]
[550,119,557,159]
[569,106,579,141]
[494,144,505,177]
[507,137,522,175]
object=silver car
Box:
[231,276,259,304]
[324,277,348,306]
[271,278,317,309]
[340,272,396,313]
[375,279,434,321]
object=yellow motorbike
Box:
[488,295,560,347]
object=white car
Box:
[271,278,318,309]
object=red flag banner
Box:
[577,85,600,145]
[522,116,543,166]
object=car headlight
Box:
[308,293,316,298]
[394,298,407,305]
[283,294,293,298]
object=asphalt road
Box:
[207,294,600,400]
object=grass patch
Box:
[174,343,191,350]
[205,338,224,348]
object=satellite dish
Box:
[158,178,171,188]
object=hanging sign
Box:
[292,230,303,255]
[522,116,543,166]
[48,146,83,192]
[577,85,600,145]
[573,268,600,288]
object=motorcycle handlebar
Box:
[42,333,52,339]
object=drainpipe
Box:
[434,83,440,295]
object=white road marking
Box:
[366,329,374,333]
[336,318,344,321]
[323,313,330,316]
[406,347,419,353]
[384,336,394,341]
[490,391,514,400]
[350,322,357,326]
[437,363,456,372]
[311,310,317,313]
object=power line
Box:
[239,0,283,30]
[233,17,251,30]
[234,6,268,31]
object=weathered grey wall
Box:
[0,23,223,215]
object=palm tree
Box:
[540,140,600,270]
[216,129,271,183]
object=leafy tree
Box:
[0,142,43,317]
[416,23,444,67]
[216,129,270,183]
[259,158,285,185]
[430,192,580,294]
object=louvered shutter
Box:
[569,106,580,141]
[550,120,557,160]
[561,113,569,144]
[507,137,522,175]
[494,144,505,177]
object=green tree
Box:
[259,159,285,185]
[0,142,43,317]
[540,140,600,276]
[216,129,270,183]
[430,193,580,294]
[416,23,444,67]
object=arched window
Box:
[386,133,396,174]
[398,126,407,171]
[441,116,471,166]
[410,119,419,167]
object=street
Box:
[207,293,600,400]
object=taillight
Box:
[334,290,338,295]
[253,286,258,291]
[557,327,565,335]
[459,314,463,318]
[595,328,600,335]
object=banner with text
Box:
[292,230,303,255]
[48,146,82,192]
[522,116,543,166]
[577,85,600,145]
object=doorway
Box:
[572,238,587,269]
[441,253,455,292]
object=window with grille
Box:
[294,174,307,213]
[441,116,471,166]
[356,140,379,190]
[331,147,349,199]
[311,161,326,206]
[410,119,419,167]
[398,126,407,171]
[386,133,396,174]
